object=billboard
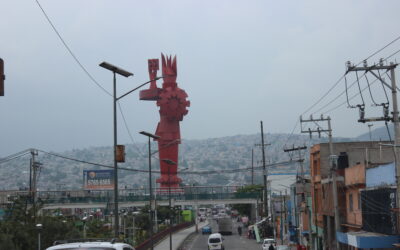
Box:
[83,170,114,190]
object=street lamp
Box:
[36,223,42,250]
[99,61,133,237]
[100,61,163,238]
[139,131,160,250]
[161,158,176,250]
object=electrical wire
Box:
[355,71,365,106]
[365,74,379,106]
[301,75,346,116]
[320,76,379,115]
[384,48,400,61]
[35,148,298,175]
[34,0,112,97]
[378,70,390,103]
[117,101,147,159]
[312,72,368,115]
[283,120,299,148]
[38,149,151,173]
[0,150,31,165]
[302,34,400,117]
[357,35,400,66]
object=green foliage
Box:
[0,197,97,250]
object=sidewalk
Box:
[154,221,208,250]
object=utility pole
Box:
[255,121,271,218]
[389,63,400,232]
[301,115,340,249]
[283,145,309,248]
[0,58,5,96]
[280,190,283,245]
[346,60,400,233]
[251,148,254,185]
[30,149,42,220]
[283,145,307,182]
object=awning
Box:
[337,231,400,248]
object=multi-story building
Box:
[309,141,395,249]
[338,162,400,248]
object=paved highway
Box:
[182,217,262,250]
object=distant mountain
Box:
[0,133,350,191]
[357,123,394,141]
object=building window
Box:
[349,193,353,212]
[358,193,361,210]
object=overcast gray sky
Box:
[1,0,400,156]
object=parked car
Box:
[46,240,135,250]
[262,238,276,250]
[208,233,225,250]
[202,225,212,234]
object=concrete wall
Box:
[316,141,394,178]
[345,164,365,186]
[366,162,396,188]
[344,164,365,228]
[345,187,362,226]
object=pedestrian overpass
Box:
[1,185,261,211]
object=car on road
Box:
[262,238,276,250]
[46,240,135,250]
[208,233,225,250]
[202,225,212,234]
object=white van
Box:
[208,233,225,250]
[46,241,135,250]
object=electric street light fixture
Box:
[99,61,163,238]
[99,61,133,238]
[161,158,176,250]
[36,223,42,250]
[140,131,160,250]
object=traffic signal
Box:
[0,58,4,96]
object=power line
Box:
[0,150,31,164]
[34,0,112,97]
[38,149,151,173]
[358,35,400,66]
[31,148,299,175]
[117,101,147,158]
[311,72,367,115]
[301,75,345,116]
[321,76,379,114]
[302,35,400,117]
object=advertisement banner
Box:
[83,170,114,190]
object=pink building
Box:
[343,164,365,231]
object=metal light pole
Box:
[100,61,163,237]
[36,223,42,250]
[99,62,133,237]
[161,159,177,250]
[140,131,160,250]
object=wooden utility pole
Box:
[256,121,271,218]
[301,115,340,249]
[346,60,399,233]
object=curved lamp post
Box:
[99,61,162,238]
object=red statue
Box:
[140,54,190,192]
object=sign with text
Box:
[83,170,114,190]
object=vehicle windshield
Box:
[54,248,115,250]
[209,238,221,243]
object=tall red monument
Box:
[139,54,190,191]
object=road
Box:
[182,217,262,250]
